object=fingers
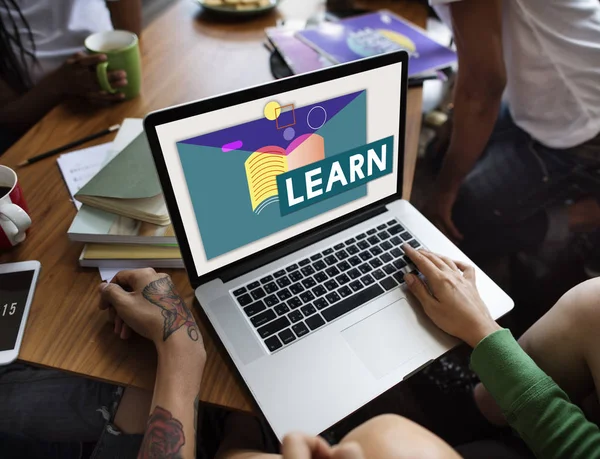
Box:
[112,268,160,291]
[403,245,441,280]
[71,53,108,67]
[85,91,126,102]
[101,282,132,309]
[332,443,364,459]
[282,433,332,459]
[455,260,476,281]
[418,250,448,271]
[404,272,434,305]
[108,70,128,88]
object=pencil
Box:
[17,124,121,167]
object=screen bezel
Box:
[145,51,408,288]
[0,260,41,363]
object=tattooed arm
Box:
[99,269,206,459]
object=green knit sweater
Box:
[471,329,600,458]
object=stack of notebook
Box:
[65,119,183,269]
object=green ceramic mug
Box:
[84,30,142,100]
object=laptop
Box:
[144,51,513,440]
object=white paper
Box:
[110,118,144,156]
[98,267,125,281]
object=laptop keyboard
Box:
[231,219,421,353]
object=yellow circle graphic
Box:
[264,101,281,121]
[377,30,416,53]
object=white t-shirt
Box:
[0,0,113,84]
[432,0,600,149]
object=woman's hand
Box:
[403,245,501,347]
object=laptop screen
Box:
[155,60,404,277]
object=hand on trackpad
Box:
[341,298,432,379]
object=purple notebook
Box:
[296,11,456,76]
[266,27,334,75]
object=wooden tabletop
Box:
[0,0,425,413]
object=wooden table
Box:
[0,0,425,413]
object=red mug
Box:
[0,165,32,249]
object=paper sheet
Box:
[98,267,124,282]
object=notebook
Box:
[296,10,456,76]
[75,131,169,226]
[79,243,183,269]
[68,205,177,244]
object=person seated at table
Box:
[0,0,142,153]
[424,0,600,263]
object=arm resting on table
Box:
[471,329,600,459]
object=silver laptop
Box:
[145,51,513,440]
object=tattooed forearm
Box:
[142,277,199,342]
[138,406,185,459]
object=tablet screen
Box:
[0,270,34,351]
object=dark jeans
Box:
[452,107,600,263]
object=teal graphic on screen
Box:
[176,90,393,261]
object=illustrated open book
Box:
[245,133,325,214]
[75,132,170,226]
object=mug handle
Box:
[96,61,117,94]
[0,203,32,244]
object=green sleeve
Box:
[471,329,600,459]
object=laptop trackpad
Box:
[342,298,430,379]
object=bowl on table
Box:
[195,0,280,16]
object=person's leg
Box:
[475,278,600,425]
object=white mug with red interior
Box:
[0,165,31,249]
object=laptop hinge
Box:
[219,205,388,283]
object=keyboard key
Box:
[289,271,303,282]
[383,264,396,275]
[335,249,349,260]
[380,241,393,251]
[314,272,328,283]
[288,310,304,323]
[301,266,315,277]
[361,274,375,286]
[349,280,363,292]
[251,288,266,300]
[302,277,317,289]
[391,236,402,246]
[276,276,291,288]
[322,284,384,322]
[400,231,412,241]
[258,316,290,338]
[372,269,385,280]
[388,225,403,235]
[334,243,345,250]
[274,304,290,316]
[336,273,350,285]
[325,266,340,277]
[325,291,341,304]
[248,281,260,290]
[300,291,315,304]
[237,293,252,306]
[292,322,309,337]
[313,260,327,271]
[324,279,339,291]
[306,314,325,330]
[359,251,373,261]
[358,263,372,274]
[324,255,338,266]
[265,336,283,352]
[367,235,380,245]
[337,260,351,272]
[393,259,407,270]
[314,298,329,310]
[393,272,406,284]
[409,239,420,248]
[264,295,279,307]
[345,238,356,245]
[301,304,316,317]
[290,283,304,295]
[347,245,359,255]
[244,300,266,317]
[299,258,310,267]
[378,230,390,240]
[367,229,377,235]
[349,256,362,266]
[387,220,397,226]
[286,264,299,272]
[338,286,352,298]
[274,269,286,278]
[380,276,398,291]
[323,248,334,256]
[348,268,361,279]
[277,288,292,301]
[370,246,383,256]
[357,240,369,250]
[233,287,247,296]
[312,285,327,297]
[391,248,403,258]
[251,309,276,328]
[264,282,278,294]
[310,253,322,261]
[377,224,387,231]
[356,233,367,240]
[288,297,303,309]
[279,328,296,345]
[370,258,383,268]
[260,275,274,284]
[381,252,393,263]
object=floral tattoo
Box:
[142,277,199,342]
[138,406,185,459]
